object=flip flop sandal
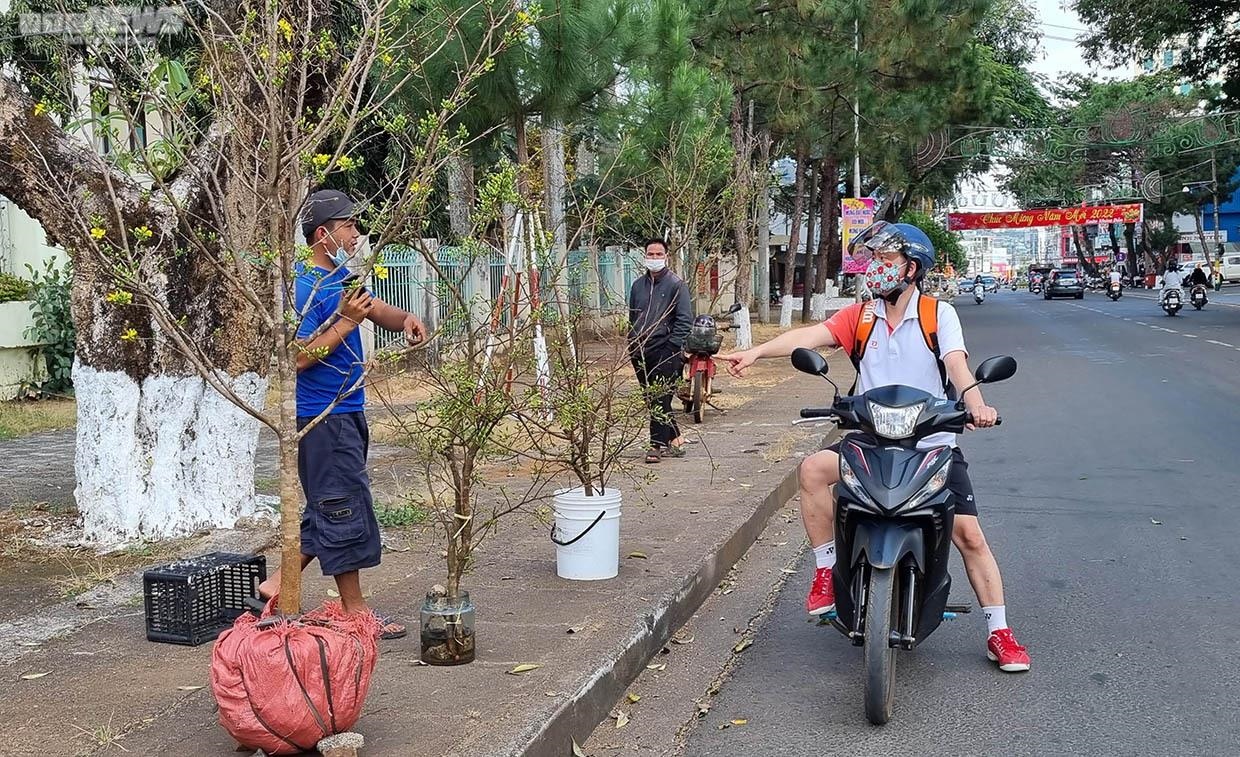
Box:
[645,449,662,464]
[379,618,408,640]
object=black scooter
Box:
[1190,283,1208,310]
[791,348,1017,725]
[1107,281,1122,301]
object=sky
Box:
[951,1,1130,209]
[1027,0,1126,80]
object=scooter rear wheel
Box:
[863,565,897,725]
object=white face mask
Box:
[644,257,667,273]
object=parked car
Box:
[1044,268,1085,300]
[981,275,999,293]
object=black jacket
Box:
[1187,268,1208,286]
[628,270,693,354]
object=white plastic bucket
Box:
[551,487,621,581]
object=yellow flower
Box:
[120,328,138,342]
[132,225,153,242]
[312,153,331,167]
[516,10,531,26]
[337,155,358,171]
[277,18,293,42]
[372,263,389,280]
[105,290,134,306]
[89,227,106,240]
[33,101,48,116]
[380,52,394,66]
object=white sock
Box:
[983,605,1007,634]
[813,541,836,570]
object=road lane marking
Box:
[1207,339,1235,348]
[1184,334,1199,338]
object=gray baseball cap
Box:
[300,189,364,240]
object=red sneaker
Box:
[987,628,1031,672]
[806,567,835,615]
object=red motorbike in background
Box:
[678,303,743,423]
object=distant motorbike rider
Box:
[1186,263,1209,288]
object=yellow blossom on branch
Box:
[90,227,106,240]
[120,328,138,342]
[33,101,48,116]
[132,225,153,242]
[105,290,134,306]
[373,263,389,280]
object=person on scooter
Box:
[719,222,1031,673]
[1186,263,1209,288]
[1161,260,1184,304]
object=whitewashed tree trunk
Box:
[75,362,269,544]
[779,295,796,328]
[543,116,568,313]
[810,293,828,321]
[733,305,752,350]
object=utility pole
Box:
[852,13,864,303]
[1211,151,1223,266]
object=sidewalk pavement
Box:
[0,349,851,757]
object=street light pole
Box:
[852,12,863,303]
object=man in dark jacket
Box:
[628,238,694,462]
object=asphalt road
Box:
[681,289,1240,756]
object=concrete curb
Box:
[515,428,840,756]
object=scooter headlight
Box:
[867,401,925,440]
[839,455,879,509]
[901,455,953,512]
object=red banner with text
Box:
[947,204,1143,231]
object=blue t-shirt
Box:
[295,265,366,417]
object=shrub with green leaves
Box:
[24,260,75,396]
[0,272,30,303]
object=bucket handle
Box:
[550,510,606,547]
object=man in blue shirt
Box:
[258,189,425,638]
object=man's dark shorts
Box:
[823,437,977,517]
[297,412,382,576]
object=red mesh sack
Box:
[210,598,382,755]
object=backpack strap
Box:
[848,301,878,393]
[916,294,955,399]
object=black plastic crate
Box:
[144,552,266,646]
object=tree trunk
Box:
[1193,205,1209,262]
[756,130,771,325]
[800,163,817,323]
[822,156,842,281]
[1123,222,1138,277]
[542,115,569,317]
[514,114,530,198]
[811,156,838,320]
[783,143,806,297]
[730,95,753,309]
[446,152,474,241]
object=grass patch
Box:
[254,476,279,495]
[375,501,428,529]
[0,397,76,440]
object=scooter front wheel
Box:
[862,565,897,725]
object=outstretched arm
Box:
[719,323,838,377]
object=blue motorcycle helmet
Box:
[849,221,938,302]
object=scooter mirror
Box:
[791,347,829,376]
[727,302,743,314]
[974,355,1017,384]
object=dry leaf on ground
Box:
[507,663,542,675]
